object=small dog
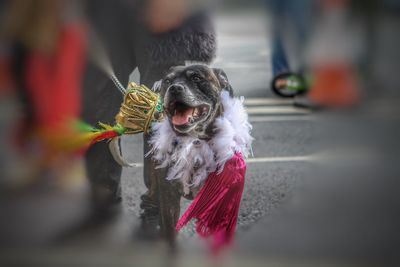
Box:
[148,64,252,245]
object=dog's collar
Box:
[147,91,253,195]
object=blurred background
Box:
[0,0,399,266]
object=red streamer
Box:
[176,152,246,253]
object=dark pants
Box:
[268,0,315,77]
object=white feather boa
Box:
[147,91,253,195]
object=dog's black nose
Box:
[168,84,184,95]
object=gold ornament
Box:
[115,82,164,134]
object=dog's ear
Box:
[213,68,233,97]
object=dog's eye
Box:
[164,79,171,85]
[191,74,202,82]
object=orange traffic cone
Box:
[309,64,360,108]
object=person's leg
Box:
[269,0,291,77]
[269,0,315,97]
[287,0,315,74]
[82,68,130,222]
[85,141,122,219]
[272,34,290,77]
[82,0,139,222]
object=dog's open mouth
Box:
[168,101,210,127]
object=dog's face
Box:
[160,65,233,139]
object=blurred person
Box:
[0,0,87,189]
[81,0,216,245]
[0,0,93,248]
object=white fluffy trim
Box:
[147,91,253,195]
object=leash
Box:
[87,25,127,95]
[110,74,127,95]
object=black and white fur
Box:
[148,90,253,195]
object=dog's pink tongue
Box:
[172,108,193,126]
